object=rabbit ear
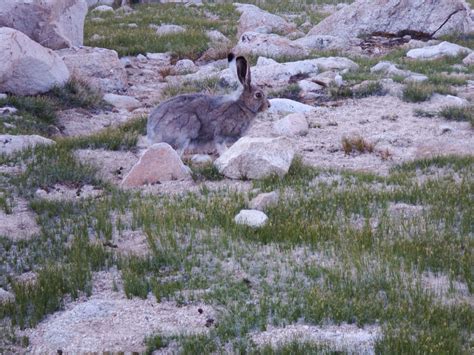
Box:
[236,56,251,88]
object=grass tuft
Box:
[342,136,375,155]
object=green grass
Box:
[162,77,223,98]
[0,79,107,136]
[439,105,474,126]
[85,3,240,59]
[402,82,455,103]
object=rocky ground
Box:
[0,0,473,354]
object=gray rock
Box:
[191,154,213,166]
[215,136,295,180]
[0,94,6,100]
[173,59,199,75]
[122,143,192,187]
[0,28,70,95]
[293,35,349,51]
[234,209,268,228]
[370,61,428,82]
[0,134,55,156]
[57,46,127,93]
[103,94,141,111]
[0,288,14,304]
[249,191,279,211]
[407,41,472,60]
[273,113,309,137]
[0,106,17,116]
[0,0,88,50]
[235,3,297,37]
[146,52,173,65]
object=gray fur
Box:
[147,55,270,155]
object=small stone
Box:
[146,52,172,65]
[173,59,199,75]
[0,288,14,304]
[0,93,6,100]
[272,113,309,137]
[0,134,55,156]
[136,54,147,62]
[268,98,315,114]
[121,143,192,187]
[155,24,185,36]
[234,209,268,228]
[191,154,213,166]
[463,52,474,66]
[103,94,141,111]
[249,191,279,211]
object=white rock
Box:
[234,31,309,59]
[0,106,17,116]
[0,0,88,50]
[430,94,468,107]
[155,24,186,36]
[268,99,315,114]
[57,46,127,93]
[0,28,70,96]
[92,5,114,12]
[191,154,213,165]
[407,41,472,60]
[214,136,295,180]
[235,3,296,37]
[206,30,231,45]
[0,94,6,100]
[463,52,474,66]
[273,113,309,137]
[0,134,55,156]
[146,53,173,66]
[370,61,428,82]
[173,59,199,75]
[249,191,279,211]
[234,209,268,228]
[310,57,359,72]
[308,0,473,40]
[103,94,141,111]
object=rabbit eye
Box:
[255,92,262,99]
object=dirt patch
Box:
[35,184,103,201]
[251,323,381,353]
[0,198,40,241]
[249,95,474,175]
[22,270,215,353]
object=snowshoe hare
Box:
[147,53,270,155]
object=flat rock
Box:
[172,59,199,75]
[273,113,309,137]
[146,52,173,65]
[370,61,427,81]
[122,143,192,187]
[407,41,472,60]
[0,0,88,50]
[0,134,55,156]
[57,46,128,93]
[103,94,141,111]
[268,99,315,114]
[308,0,473,40]
[0,28,70,96]
[214,136,295,180]
[430,94,468,107]
[249,191,279,211]
[35,184,103,202]
[293,35,349,51]
[234,209,268,228]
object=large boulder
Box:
[56,46,128,93]
[0,28,70,95]
[235,3,297,37]
[214,137,295,180]
[233,32,309,59]
[308,0,474,40]
[121,143,192,187]
[0,0,88,50]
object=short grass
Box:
[439,105,474,126]
[84,3,240,59]
[402,82,455,103]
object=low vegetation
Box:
[439,105,474,126]
[402,82,454,103]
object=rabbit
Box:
[147,53,270,156]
